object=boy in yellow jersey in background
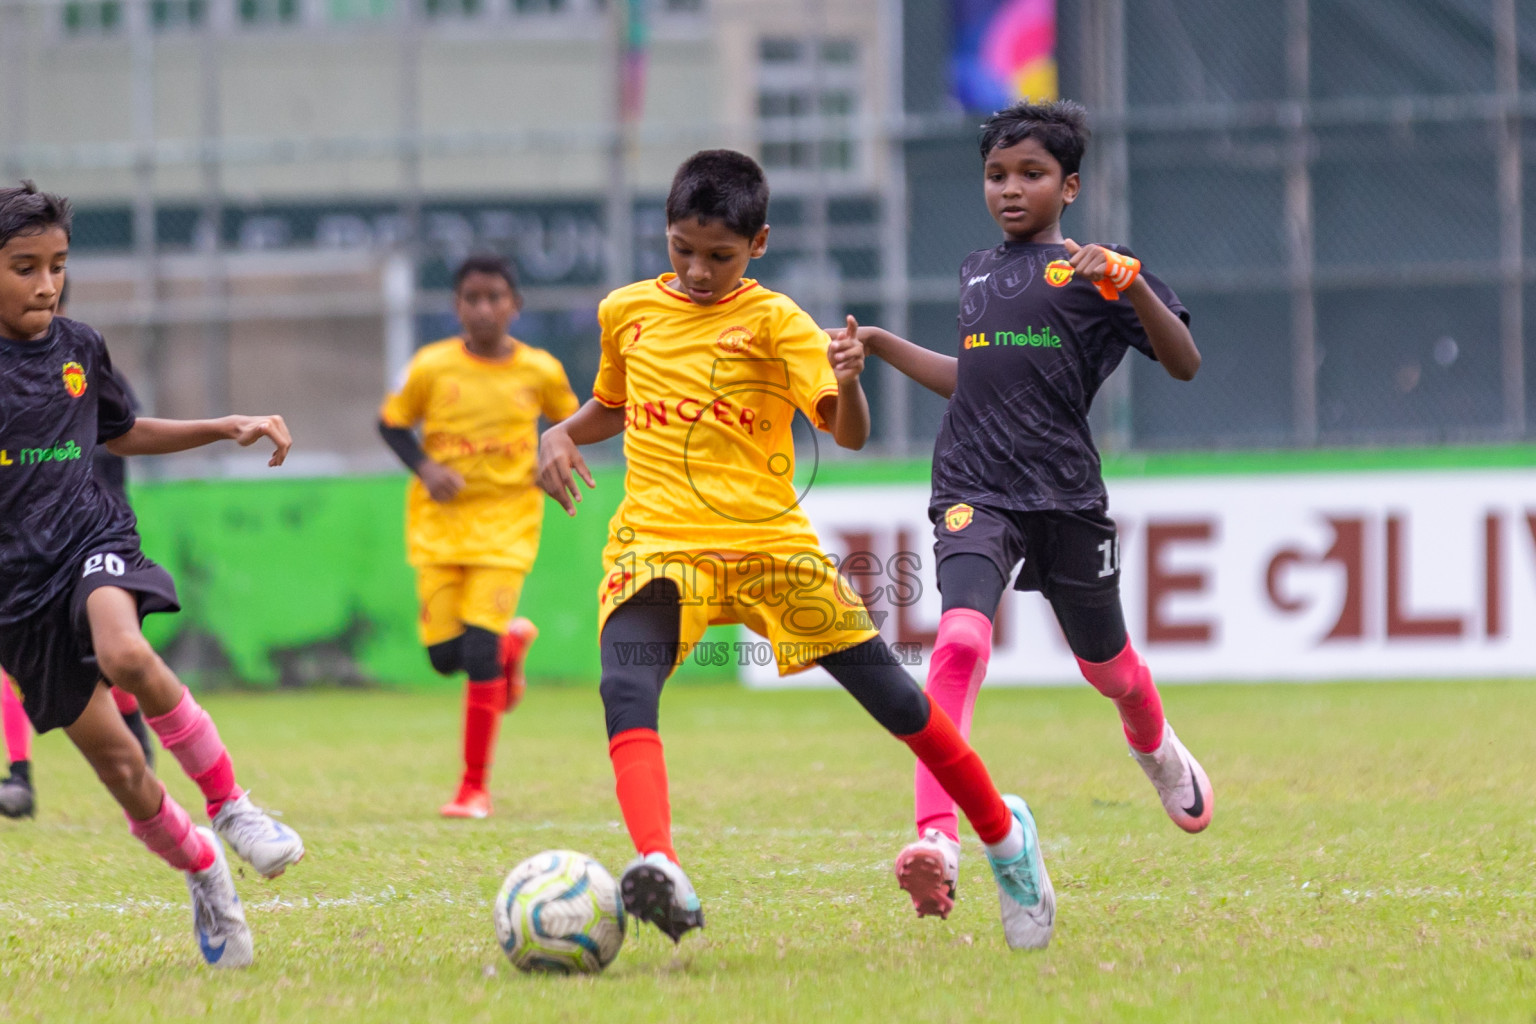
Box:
[379,254,579,819]
[538,151,1056,951]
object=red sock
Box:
[111,687,140,715]
[2,672,32,764]
[608,728,677,864]
[145,688,241,818]
[1077,641,1166,753]
[126,784,216,873]
[462,679,506,790]
[898,702,1012,845]
[915,608,992,839]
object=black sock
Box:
[122,710,155,767]
[7,760,30,785]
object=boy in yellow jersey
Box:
[538,150,1056,950]
[379,254,579,819]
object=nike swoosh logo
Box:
[199,930,226,963]
[1181,759,1205,819]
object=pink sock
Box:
[127,784,217,873]
[2,672,32,764]
[1077,640,1166,753]
[146,688,242,818]
[914,608,993,840]
[111,687,140,715]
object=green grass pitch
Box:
[1,679,1533,1022]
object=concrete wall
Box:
[6,0,890,202]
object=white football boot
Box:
[212,792,305,878]
[619,852,704,943]
[1130,722,1214,833]
[894,828,962,918]
[186,826,254,969]
[986,795,1055,950]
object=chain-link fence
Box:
[1109,0,1535,450]
[2,0,1532,472]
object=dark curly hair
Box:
[978,100,1090,176]
[665,149,770,239]
[0,180,73,249]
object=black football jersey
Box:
[930,242,1188,513]
[0,317,139,624]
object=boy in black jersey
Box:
[0,181,304,968]
[843,101,1215,919]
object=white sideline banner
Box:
[743,469,1536,686]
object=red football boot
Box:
[439,783,492,819]
[498,617,539,713]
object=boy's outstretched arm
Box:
[537,399,626,515]
[842,322,957,399]
[105,415,291,466]
[821,315,872,450]
[1064,239,1201,381]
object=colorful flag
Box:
[951,0,1058,113]
[619,0,649,122]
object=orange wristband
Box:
[1094,251,1141,300]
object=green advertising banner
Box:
[131,470,625,690]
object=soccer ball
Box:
[493,850,626,974]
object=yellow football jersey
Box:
[381,337,579,569]
[593,274,841,562]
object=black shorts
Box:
[0,545,179,733]
[930,503,1122,609]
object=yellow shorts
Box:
[596,547,881,676]
[416,564,527,647]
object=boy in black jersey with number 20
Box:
[844,101,1215,920]
[0,182,304,969]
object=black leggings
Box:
[938,553,1129,664]
[599,580,930,739]
[427,625,501,682]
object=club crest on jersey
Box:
[622,321,644,354]
[944,503,974,532]
[1044,260,1074,287]
[62,361,87,397]
[715,326,753,355]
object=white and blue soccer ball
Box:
[494,850,626,975]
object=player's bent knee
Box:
[427,637,463,676]
[1052,595,1130,665]
[91,745,150,793]
[929,613,991,695]
[95,635,161,692]
[459,627,501,682]
[1069,630,1131,667]
[879,680,931,736]
[946,627,990,662]
[819,641,930,736]
[599,671,661,738]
